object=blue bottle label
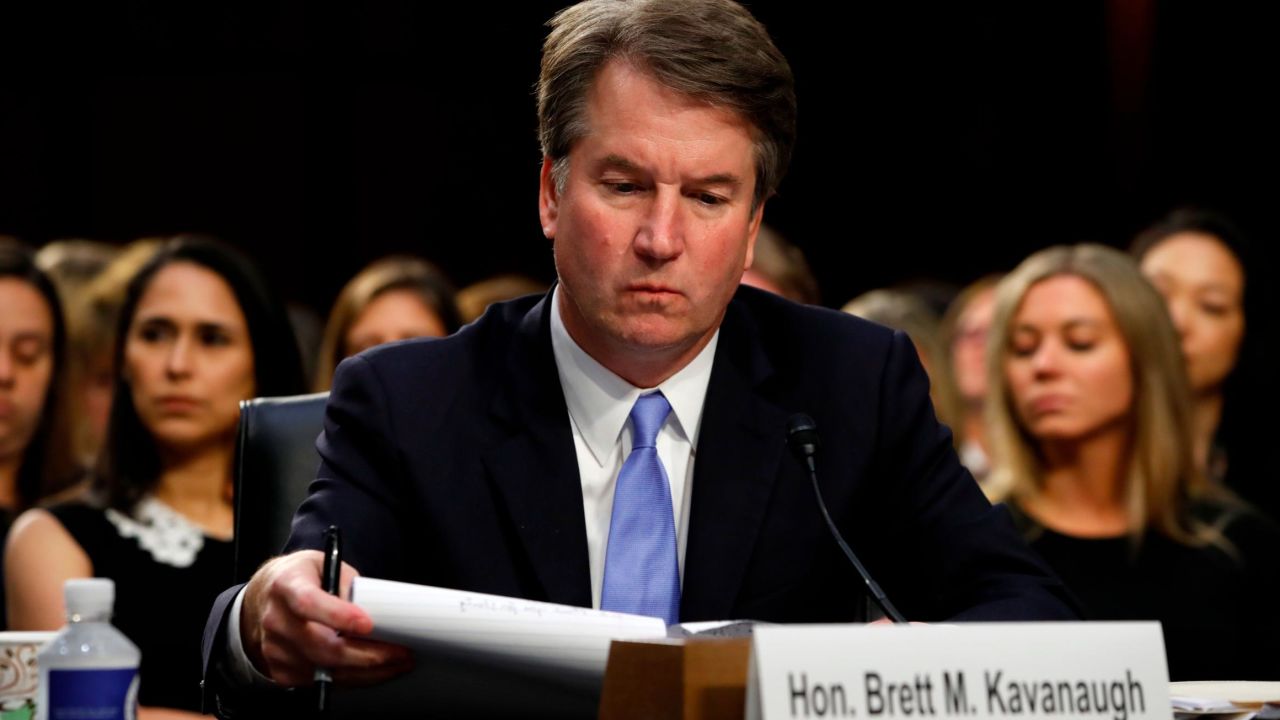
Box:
[46,668,138,720]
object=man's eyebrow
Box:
[597,154,643,174]
[694,172,743,188]
[595,155,744,188]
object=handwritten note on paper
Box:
[349,577,667,681]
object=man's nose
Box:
[633,188,685,261]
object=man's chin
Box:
[598,314,691,350]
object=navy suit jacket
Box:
[202,287,1074,714]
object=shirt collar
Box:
[549,285,718,468]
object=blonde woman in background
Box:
[314,255,461,390]
[985,243,1279,680]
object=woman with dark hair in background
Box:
[313,254,461,390]
[0,240,71,630]
[986,244,1279,680]
[5,236,305,717]
[1132,208,1275,520]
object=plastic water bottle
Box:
[36,578,140,720]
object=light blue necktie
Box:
[600,391,680,625]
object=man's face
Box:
[540,60,763,382]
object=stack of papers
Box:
[329,577,671,718]
[1171,682,1280,720]
[350,576,667,681]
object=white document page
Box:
[349,576,666,680]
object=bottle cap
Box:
[65,578,115,619]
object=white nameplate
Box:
[746,622,1169,720]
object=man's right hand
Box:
[240,550,414,687]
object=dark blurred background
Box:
[1,1,1275,312]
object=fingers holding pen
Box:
[246,550,410,686]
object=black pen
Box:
[316,525,342,713]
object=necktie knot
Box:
[629,392,671,449]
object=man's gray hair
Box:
[537,0,797,211]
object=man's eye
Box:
[696,192,724,206]
[608,182,640,194]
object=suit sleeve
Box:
[864,330,1078,621]
[200,584,311,719]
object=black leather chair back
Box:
[233,392,329,584]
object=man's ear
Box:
[539,157,559,239]
[743,198,766,271]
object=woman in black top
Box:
[985,244,1279,681]
[5,236,304,716]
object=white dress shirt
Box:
[549,285,716,608]
[227,287,717,680]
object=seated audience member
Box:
[63,240,162,478]
[33,239,121,491]
[1,241,69,629]
[739,224,821,304]
[986,243,1280,680]
[843,288,960,435]
[5,236,305,716]
[287,303,325,387]
[314,255,461,390]
[940,276,1002,485]
[1131,208,1274,520]
[34,239,119,303]
[455,273,549,324]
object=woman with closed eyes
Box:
[5,236,304,718]
[985,244,1279,681]
[0,240,70,630]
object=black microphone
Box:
[786,414,907,624]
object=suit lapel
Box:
[681,299,790,621]
[482,294,593,608]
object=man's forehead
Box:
[583,60,755,132]
[574,61,757,166]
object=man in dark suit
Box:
[203,0,1075,707]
